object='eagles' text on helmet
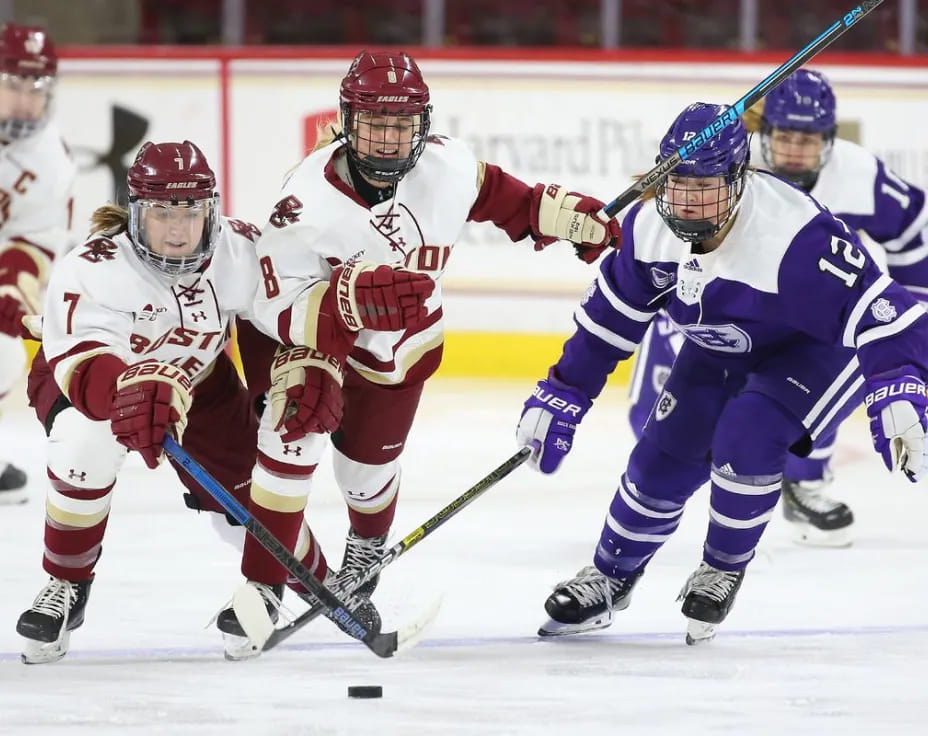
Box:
[760,69,837,188]
[339,50,432,183]
[126,141,221,277]
[655,102,750,242]
[0,24,58,142]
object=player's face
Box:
[0,74,52,122]
[352,112,417,162]
[766,128,826,176]
[664,174,730,224]
[142,204,207,258]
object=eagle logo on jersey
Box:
[269,195,303,229]
[79,238,118,263]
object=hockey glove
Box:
[517,372,592,474]
[529,183,622,264]
[864,367,928,482]
[110,363,193,469]
[0,247,41,338]
[330,261,434,333]
[269,345,344,442]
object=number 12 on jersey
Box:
[818,234,866,288]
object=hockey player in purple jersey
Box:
[517,102,928,644]
[628,69,928,547]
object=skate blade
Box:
[0,489,28,505]
[222,632,263,661]
[538,611,614,637]
[21,633,70,664]
[789,522,852,548]
[684,620,717,646]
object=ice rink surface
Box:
[1,377,926,735]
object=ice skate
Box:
[339,529,388,597]
[678,562,744,645]
[0,462,27,505]
[296,567,383,637]
[538,565,641,637]
[216,581,284,661]
[17,576,94,664]
[781,478,853,547]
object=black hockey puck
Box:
[347,685,383,699]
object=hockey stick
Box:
[261,446,533,651]
[601,0,884,218]
[163,435,438,658]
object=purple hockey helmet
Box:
[761,69,837,187]
[655,102,750,242]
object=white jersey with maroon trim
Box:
[42,216,262,396]
[252,136,481,385]
[0,121,77,265]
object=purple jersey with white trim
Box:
[558,170,928,401]
[809,137,928,300]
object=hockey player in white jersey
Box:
[13,140,292,664]
[0,24,76,504]
[215,50,622,647]
[628,68,928,546]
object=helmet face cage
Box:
[760,69,837,188]
[341,103,430,183]
[655,103,750,242]
[125,140,220,277]
[0,24,57,143]
[128,196,220,277]
[0,72,55,142]
[339,51,432,184]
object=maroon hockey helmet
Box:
[0,24,58,142]
[339,50,431,183]
[126,141,221,277]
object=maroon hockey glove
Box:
[0,293,29,338]
[0,247,41,338]
[330,261,434,332]
[530,183,622,264]
[269,345,344,442]
[110,363,193,469]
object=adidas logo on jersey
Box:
[716,463,736,477]
[683,258,702,272]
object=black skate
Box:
[538,565,642,637]
[216,581,284,661]
[781,478,853,547]
[297,568,383,638]
[340,529,388,597]
[0,462,27,505]
[17,576,94,664]
[677,562,745,645]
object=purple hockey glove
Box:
[863,367,928,482]
[517,374,592,474]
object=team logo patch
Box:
[655,390,677,421]
[650,267,674,289]
[678,323,752,353]
[581,282,597,306]
[870,297,897,323]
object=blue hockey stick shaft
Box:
[163,434,404,657]
[602,0,884,218]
